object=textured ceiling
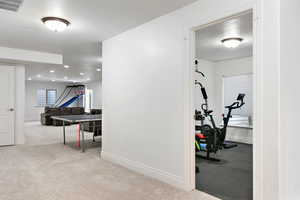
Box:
[196,12,253,62]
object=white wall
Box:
[214,57,253,123]
[280,0,300,199]
[102,0,284,198]
[102,0,257,191]
[25,81,68,121]
[86,81,102,109]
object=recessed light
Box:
[221,37,243,48]
[80,73,84,76]
[28,77,32,81]
[64,76,68,80]
[41,17,71,32]
[87,78,91,81]
[50,70,55,73]
[64,65,70,69]
[51,80,56,82]
[96,68,101,72]
[37,74,41,78]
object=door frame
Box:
[182,2,262,199]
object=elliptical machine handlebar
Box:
[225,93,245,110]
[195,80,213,116]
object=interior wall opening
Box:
[193,11,254,200]
[23,64,102,149]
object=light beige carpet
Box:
[0,122,219,200]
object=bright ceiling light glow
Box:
[51,80,56,82]
[80,72,84,76]
[50,70,55,73]
[41,17,70,32]
[96,68,101,72]
[28,77,32,81]
[87,78,90,81]
[221,37,243,48]
[64,65,70,69]
[37,74,41,78]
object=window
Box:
[47,89,57,106]
[37,89,57,107]
[223,74,253,117]
[37,89,47,107]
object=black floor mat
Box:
[196,143,253,200]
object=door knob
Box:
[9,108,14,112]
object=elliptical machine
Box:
[194,69,245,161]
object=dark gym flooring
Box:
[196,143,253,200]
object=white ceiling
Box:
[25,62,102,83]
[0,0,197,82]
[195,12,253,62]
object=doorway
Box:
[0,65,15,146]
[193,11,254,200]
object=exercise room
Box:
[24,61,102,150]
[194,12,253,200]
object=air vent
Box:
[0,0,23,12]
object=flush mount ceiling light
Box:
[221,37,243,48]
[41,17,70,32]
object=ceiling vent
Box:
[0,0,23,12]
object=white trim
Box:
[15,65,25,144]
[251,4,262,200]
[183,1,262,199]
[101,151,190,190]
[0,46,62,64]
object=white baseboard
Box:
[101,151,191,190]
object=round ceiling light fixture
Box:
[41,17,71,32]
[221,37,243,48]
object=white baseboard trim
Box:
[101,151,190,190]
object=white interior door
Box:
[0,66,15,146]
